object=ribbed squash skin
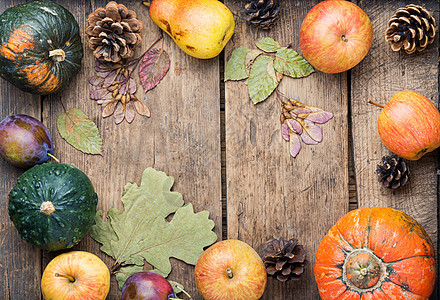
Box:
[8,163,98,251]
[0,0,83,95]
[314,207,436,299]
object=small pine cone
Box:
[86,1,144,63]
[243,0,281,30]
[385,4,436,54]
[262,237,306,282]
[376,154,410,189]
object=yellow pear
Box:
[149,0,235,59]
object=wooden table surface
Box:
[0,0,439,299]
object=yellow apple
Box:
[149,0,235,59]
[195,239,267,300]
[41,251,110,300]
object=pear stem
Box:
[55,273,75,283]
[368,100,385,109]
[47,153,60,163]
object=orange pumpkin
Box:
[315,207,436,299]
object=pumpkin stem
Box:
[40,201,55,215]
[49,49,66,62]
[55,272,75,283]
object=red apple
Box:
[376,90,440,160]
[194,239,267,300]
[41,251,110,300]
[299,0,373,74]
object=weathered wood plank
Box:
[351,1,439,297]
[351,0,438,252]
[41,0,222,299]
[0,1,42,299]
[224,1,349,298]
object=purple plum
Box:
[122,272,176,300]
[0,114,53,168]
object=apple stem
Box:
[55,272,75,283]
[47,153,60,163]
[368,100,385,109]
[226,268,233,279]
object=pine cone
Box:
[385,4,436,54]
[243,0,280,30]
[262,237,306,282]
[86,1,144,63]
[376,154,410,189]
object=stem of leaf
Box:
[59,98,78,127]
[123,31,164,85]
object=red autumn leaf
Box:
[139,48,170,92]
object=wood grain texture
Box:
[0,2,42,299]
[41,0,222,299]
[224,1,349,298]
[351,0,438,256]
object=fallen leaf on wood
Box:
[225,46,250,81]
[57,108,102,155]
[248,56,279,104]
[139,48,170,92]
[225,37,313,104]
[274,47,314,78]
[90,167,218,289]
[255,37,281,53]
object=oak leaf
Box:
[90,168,218,289]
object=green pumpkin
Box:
[8,163,98,251]
[0,0,83,95]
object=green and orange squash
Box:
[0,0,83,95]
[315,207,436,299]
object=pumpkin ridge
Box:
[384,280,426,297]
[384,254,435,264]
[334,224,356,250]
[364,208,372,249]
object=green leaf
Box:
[225,46,250,81]
[274,47,314,78]
[90,167,218,289]
[245,49,263,75]
[248,55,279,104]
[255,37,281,53]
[57,108,102,154]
